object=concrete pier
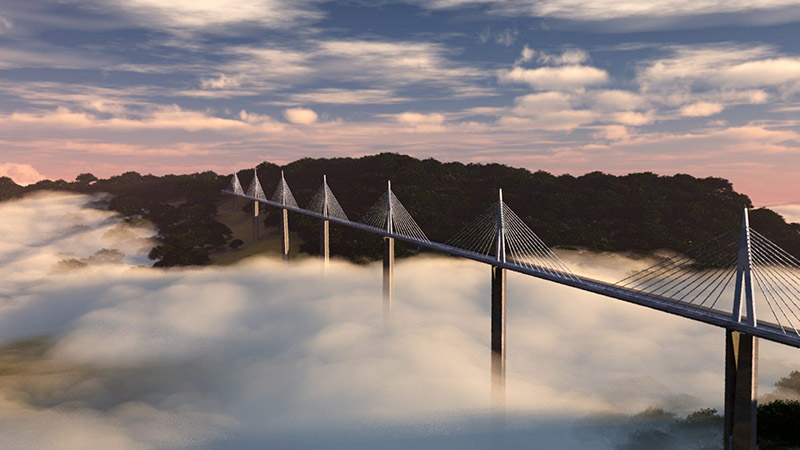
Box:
[383,237,394,321]
[724,330,758,450]
[281,208,289,261]
[491,265,507,409]
[321,219,330,268]
[252,201,259,241]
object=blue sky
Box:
[0,0,799,203]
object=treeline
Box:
[2,153,799,267]
[239,153,800,263]
[614,370,800,449]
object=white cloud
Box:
[594,125,630,141]
[512,91,573,112]
[680,101,724,117]
[0,163,46,185]
[2,104,284,133]
[415,0,800,24]
[288,88,405,105]
[72,0,321,31]
[395,112,446,132]
[516,45,535,65]
[284,107,318,124]
[316,40,482,90]
[771,203,800,223]
[200,74,243,90]
[498,65,609,90]
[591,89,647,111]
[478,26,519,46]
[638,44,800,94]
[500,92,597,131]
[537,48,589,66]
[611,110,655,125]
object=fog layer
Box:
[1,192,799,449]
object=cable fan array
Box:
[360,187,429,242]
[616,230,740,310]
[446,200,577,281]
[246,169,267,200]
[228,171,245,196]
[306,179,349,220]
[749,229,800,336]
[271,172,298,207]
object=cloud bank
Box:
[2,192,800,449]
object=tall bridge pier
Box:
[384,236,394,321]
[491,190,507,410]
[321,175,331,269]
[383,181,395,321]
[724,209,758,450]
[253,201,260,241]
[242,168,266,242]
[491,265,506,408]
[280,208,289,261]
[277,171,291,261]
[725,331,758,450]
[322,219,330,267]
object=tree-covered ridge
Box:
[1,153,799,267]
[246,153,800,262]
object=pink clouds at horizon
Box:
[4,137,796,207]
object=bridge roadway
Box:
[225,189,800,349]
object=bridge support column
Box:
[383,237,394,321]
[321,219,330,269]
[281,208,289,261]
[491,266,506,410]
[724,330,758,450]
[252,201,259,241]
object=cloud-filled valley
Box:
[1,192,800,449]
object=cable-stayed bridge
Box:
[225,168,800,450]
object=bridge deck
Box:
[224,190,800,349]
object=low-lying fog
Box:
[1,192,799,449]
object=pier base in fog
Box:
[252,202,259,241]
[383,237,394,321]
[321,219,330,269]
[724,330,758,450]
[281,208,289,261]
[491,266,506,412]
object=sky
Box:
[0,0,799,204]
[3,191,800,449]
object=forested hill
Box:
[1,153,798,267]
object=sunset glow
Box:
[0,1,798,202]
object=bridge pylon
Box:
[306,175,349,270]
[725,208,758,450]
[271,170,297,262]
[321,175,330,269]
[229,169,243,212]
[491,189,507,412]
[384,180,394,322]
[245,168,265,241]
